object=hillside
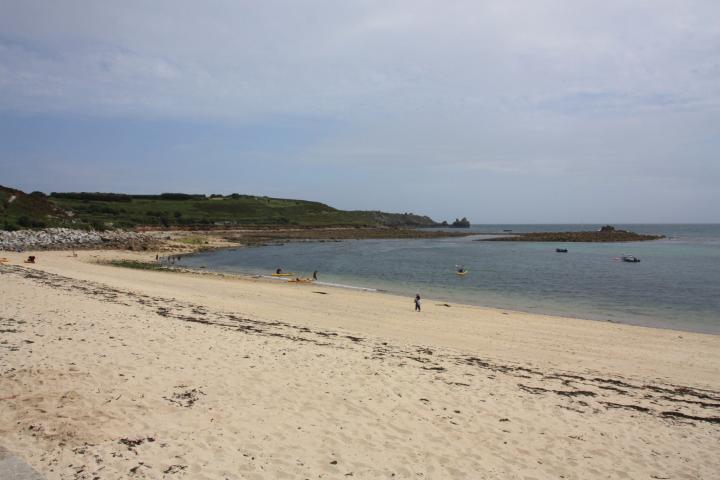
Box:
[0,185,70,230]
[0,187,440,230]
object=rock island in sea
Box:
[478,225,664,242]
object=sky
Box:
[1,0,719,223]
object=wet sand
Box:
[1,250,719,479]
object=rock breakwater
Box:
[0,228,158,251]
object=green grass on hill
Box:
[0,187,439,230]
[0,186,68,230]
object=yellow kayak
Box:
[271,272,295,277]
[455,270,469,276]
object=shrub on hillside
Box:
[2,221,19,231]
[50,192,132,202]
[17,216,46,228]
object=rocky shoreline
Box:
[216,227,472,246]
[0,226,471,252]
[0,228,159,251]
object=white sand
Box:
[1,249,719,479]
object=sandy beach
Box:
[1,249,719,479]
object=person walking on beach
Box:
[414,294,422,312]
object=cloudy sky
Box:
[1,0,719,223]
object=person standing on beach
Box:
[313,270,318,280]
[414,294,422,312]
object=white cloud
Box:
[2,1,716,118]
[1,0,719,220]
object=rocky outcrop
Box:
[450,217,470,228]
[478,229,664,243]
[0,228,159,251]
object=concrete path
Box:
[0,446,45,480]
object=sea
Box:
[181,224,720,335]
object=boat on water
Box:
[454,264,469,276]
[622,255,641,263]
[271,272,295,277]
[556,248,568,253]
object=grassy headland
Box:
[1,185,454,231]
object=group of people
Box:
[276,267,319,281]
[156,254,182,265]
[0,255,36,264]
[277,266,424,312]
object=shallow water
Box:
[182,224,720,334]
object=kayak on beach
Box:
[271,272,295,277]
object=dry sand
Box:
[1,250,719,479]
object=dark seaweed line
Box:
[456,353,720,406]
[1,264,358,351]
[369,340,720,425]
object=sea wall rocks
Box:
[0,228,158,251]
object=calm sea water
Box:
[182,225,720,334]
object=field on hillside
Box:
[1,187,438,230]
[49,194,378,228]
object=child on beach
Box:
[414,294,422,312]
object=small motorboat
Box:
[556,248,568,253]
[622,255,641,263]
